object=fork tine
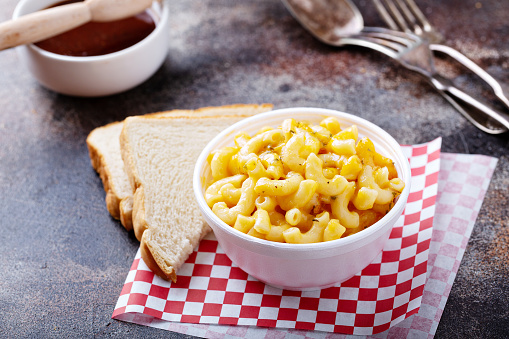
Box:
[361,30,418,50]
[394,0,422,35]
[402,0,433,32]
[372,0,400,31]
[374,34,413,47]
[343,35,400,58]
[374,0,411,32]
[361,35,408,52]
[352,28,422,56]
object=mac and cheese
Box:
[205,117,405,244]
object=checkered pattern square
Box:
[112,138,454,336]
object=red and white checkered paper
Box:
[112,138,458,336]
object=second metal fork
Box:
[349,27,509,133]
[373,0,509,132]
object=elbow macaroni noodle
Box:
[205,117,405,244]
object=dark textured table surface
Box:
[1,0,507,337]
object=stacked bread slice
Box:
[87,104,272,281]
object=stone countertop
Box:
[0,0,507,337]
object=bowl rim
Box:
[12,0,169,62]
[193,107,411,252]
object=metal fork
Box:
[373,0,509,132]
[346,27,509,133]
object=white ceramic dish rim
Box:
[12,0,169,62]
[193,107,411,253]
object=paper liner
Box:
[112,139,497,336]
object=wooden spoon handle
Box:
[0,2,90,51]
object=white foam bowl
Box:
[13,0,170,97]
[193,108,411,290]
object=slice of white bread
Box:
[86,104,272,231]
[119,113,261,282]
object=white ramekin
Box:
[193,108,411,290]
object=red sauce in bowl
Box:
[34,0,156,57]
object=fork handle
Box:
[436,90,508,134]
[429,74,509,133]
[430,44,509,110]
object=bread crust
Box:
[140,231,176,282]
[132,186,148,242]
[119,197,133,231]
[86,123,134,231]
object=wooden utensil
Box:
[0,0,153,51]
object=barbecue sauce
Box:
[35,0,156,57]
